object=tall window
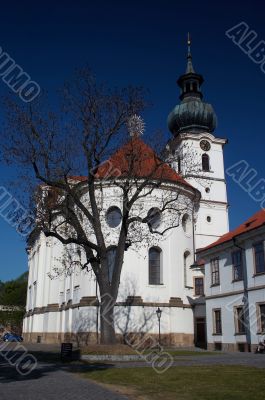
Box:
[202,153,210,172]
[178,156,182,173]
[213,309,222,334]
[149,247,162,285]
[73,286,80,304]
[235,306,246,334]
[211,258,220,286]
[33,281,37,308]
[107,247,117,283]
[232,250,243,281]
[183,250,191,287]
[182,214,192,236]
[258,304,265,333]
[194,277,204,296]
[28,285,32,310]
[253,242,265,274]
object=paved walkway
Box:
[0,353,128,400]
[1,343,265,400]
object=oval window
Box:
[106,206,122,228]
[147,208,161,230]
[206,216,212,223]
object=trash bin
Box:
[61,343,73,362]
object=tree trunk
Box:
[100,292,117,344]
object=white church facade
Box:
[23,48,230,347]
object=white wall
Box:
[24,181,203,338]
[170,131,229,249]
[203,227,265,347]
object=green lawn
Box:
[81,344,218,357]
[162,350,218,357]
[82,365,265,400]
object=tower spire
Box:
[167,39,217,135]
[186,32,195,73]
[187,32,191,54]
[174,33,203,101]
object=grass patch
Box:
[81,345,218,357]
[162,350,218,357]
[82,365,265,400]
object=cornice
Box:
[24,296,192,317]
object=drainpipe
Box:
[232,238,251,352]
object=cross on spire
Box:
[186,32,195,74]
[187,32,191,53]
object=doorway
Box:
[195,317,206,349]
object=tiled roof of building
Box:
[72,138,193,189]
[198,209,265,253]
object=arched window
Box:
[184,250,192,287]
[149,247,162,285]
[202,153,210,172]
[107,246,117,283]
[182,214,192,236]
[185,82,191,92]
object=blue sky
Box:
[0,0,264,281]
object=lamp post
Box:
[156,307,162,346]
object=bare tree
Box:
[1,67,200,344]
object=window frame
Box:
[32,281,37,309]
[183,250,192,288]
[234,306,246,334]
[210,257,220,286]
[147,208,162,231]
[182,214,192,237]
[106,206,122,228]
[213,308,222,335]
[106,246,117,284]
[202,153,210,172]
[253,241,265,275]
[257,303,265,333]
[232,250,243,281]
[149,247,162,285]
[194,276,204,296]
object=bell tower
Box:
[167,36,229,249]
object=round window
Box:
[147,208,161,230]
[106,206,122,228]
[206,216,212,223]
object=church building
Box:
[23,45,230,348]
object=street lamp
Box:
[156,307,162,345]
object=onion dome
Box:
[168,35,217,136]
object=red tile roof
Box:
[72,138,193,189]
[198,209,265,253]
